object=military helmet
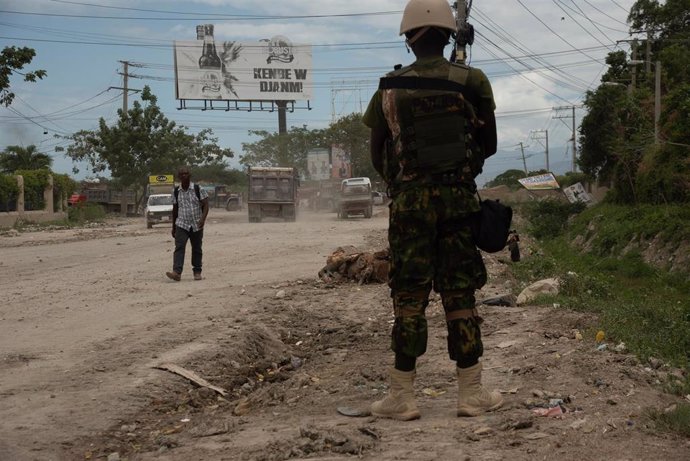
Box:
[399,0,456,36]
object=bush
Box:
[15,169,50,211]
[68,203,105,223]
[523,199,586,240]
[52,173,77,211]
[0,173,19,211]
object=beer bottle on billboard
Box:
[199,24,222,96]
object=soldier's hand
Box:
[171,227,176,238]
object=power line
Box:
[0,8,402,21]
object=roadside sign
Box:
[149,175,174,185]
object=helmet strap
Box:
[405,26,430,45]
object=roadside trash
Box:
[614,342,627,352]
[549,398,564,407]
[595,330,605,343]
[574,331,583,341]
[596,343,608,352]
[497,340,518,349]
[532,406,564,417]
[480,294,515,307]
[422,388,446,397]
[336,406,371,417]
[290,356,303,369]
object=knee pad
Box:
[391,294,428,358]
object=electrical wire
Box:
[0,8,402,21]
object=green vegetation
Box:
[514,201,690,411]
[67,202,105,223]
[52,173,77,212]
[648,403,690,438]
[521,199,586,239]
[1,46,46,107]
[579,0,690,205]
[0,173,19,210]
[0,145,52,173]
[62,86,234,205]
[15,169,50,211]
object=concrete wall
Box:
[0,174,67,228]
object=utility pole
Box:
[112,60,143,216]
[553,106,578,172]
[655,60,661,145]
[646,31,652,75]
[631,40,637,95]
[519,142,528,175]
[531,129,549,172]
[122,61,129,114]
[452,1,473,64]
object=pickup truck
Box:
[337,177,373,219]
[145,193,173,228]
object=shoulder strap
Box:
[194,184,201,201]
[378,76,478,107]
[386,64,415,77]
[174,185,179,201]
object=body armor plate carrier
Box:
[379,64,481,182]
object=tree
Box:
[0,145,52,173]
[325,113,376,180]
[1,46,47,107]
[240,126,329,176]
[239,113,376,181]
[577,0,689,203]
[484,169,526,189]
[63,86,233,203]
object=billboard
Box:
[307,149,331,181]
[331,145,351,179]
[518,173,560,190]
[174,33,312,101]
[563,182,593,204]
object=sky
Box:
[0,0,639,186]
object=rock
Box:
[107,453,120,461]
[517,278,559,305]
[474,426,494,436]
[648,357,662,369]
[276,290,286,298]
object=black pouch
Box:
[471,195,513,253]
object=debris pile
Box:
[318,245,389,284]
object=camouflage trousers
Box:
[388,184,487,363]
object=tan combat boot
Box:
[456,363,504,416]
[370,368,421,421]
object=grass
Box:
[512,201,690,439]
[648,403,690,438]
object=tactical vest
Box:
[379,63,482,184]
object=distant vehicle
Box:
[247,166,298,222]
[67,193,87,207]
[371,191,388,206]
[337,177,373,219]
[145,193,173,229]
[312,179,340,212]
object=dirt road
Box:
[1,208,687,461]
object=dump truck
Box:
[247,166,298,222]
[337,177,373,219]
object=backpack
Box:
[174,184,202,207]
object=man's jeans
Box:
[173,226,203,274]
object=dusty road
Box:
[1,208,688,461]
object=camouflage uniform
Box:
[363,56,496,366]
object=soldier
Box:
[362,0,502,420]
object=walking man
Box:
[362,0,502,420]
[166,166,209,281]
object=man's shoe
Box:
[370,368,420,421]
[193,272,202,281]
[456,363,504,417]
[166,271,181,281]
